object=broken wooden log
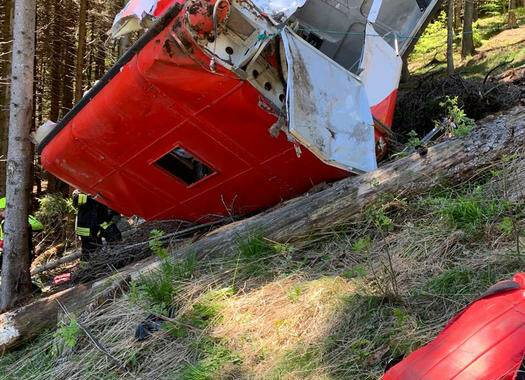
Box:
[0,107,523,353]
[31,251,81,276]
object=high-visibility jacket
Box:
[73,192,119,239]
[0,219,4,250]
[383,273,525,380]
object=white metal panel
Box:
[112,0,159,39]
[282,29,377,174]
[360,24,402,107]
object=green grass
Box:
[460,46,525,78]
[179,338,242,380]
[409,7,525,76]
[185,288,234,329]
[416,185,516,240]
[271,346,322,380]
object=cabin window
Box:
[155,148,214,185]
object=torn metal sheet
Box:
[282,28,377,173]
[112,0,161,39]
[251,0,307,22]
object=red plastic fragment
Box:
[382,273,525,380]
[51,273,72,287]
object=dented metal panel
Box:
[282,29,377,174]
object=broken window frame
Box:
[153,146,216,187]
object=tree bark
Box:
[1,0,37,312]
[508,0,518,27]
[75,0,87,103]
[0,0,13,197]
[48,1,62,123]
[454,0,463,31]
[61,0,75,115]
[0,107,524,351]
[462,0,475,59]
[447,0,455,75]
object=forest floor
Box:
[0,10,524,380]
[1,140,523,380]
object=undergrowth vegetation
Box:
[32,193,76,254]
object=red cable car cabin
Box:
[37,0,440,222]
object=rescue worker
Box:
[0,197,5,257]
[72,191,122,261]
[0,197,44,267]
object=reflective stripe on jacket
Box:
[76,226,91,237]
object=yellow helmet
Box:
[0,197,5,209]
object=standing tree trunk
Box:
[454,0,462,31]
[462,0,475,59]
[447,0,455,75]
[1,0,37,312]
[0,0,13,197]
[75,0,87,103]
[508,0,518,27]
[61,0,75,115]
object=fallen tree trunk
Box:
[0,107,523,353]
[179,107,525,258]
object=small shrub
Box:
[434,96,476,137]
[35,193,76,242]
[343,264,367,279]
[366,205,394,232]
[54,318,82,348]
[406,130,421,150]
[353,236,372,256]
[130,230,177,313]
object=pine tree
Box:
[462,0,475,58]
[0,0,13,197]
[447,0,455,75]
[1,0,37,311]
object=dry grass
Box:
[214,276,354,379]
